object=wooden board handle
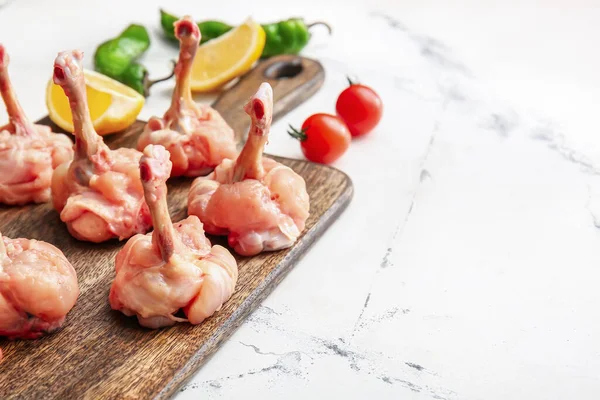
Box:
[211,55,325,145]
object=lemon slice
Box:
[46,69,144,136]
[191,19,266,92]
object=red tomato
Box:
[336,83,383,137]
[288,113,351,164]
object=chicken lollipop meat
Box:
[137,16,236,177]
[51,51,151,243]
[109,145,238,329]
[0,45,73,205]
[0,231,79,359]
[188,83,310,256]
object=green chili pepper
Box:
[160,10,232,43]
[198,21,235,43]
[159,9,331,58]
[94,24,174,97]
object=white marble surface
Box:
[2,0,600,398]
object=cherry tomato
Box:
[288,113,351,164]
[336,81,383,137]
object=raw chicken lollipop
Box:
[137,16,236,177]
[109,145,238,328]
[51,51,151,243]
[0,231,79,358]
[0,45,73,205]
[188,83,310,256]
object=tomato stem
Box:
[346,76,357,86]
[287,124,307,142]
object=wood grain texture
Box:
[212,54,325,144]
[0,56,351,399]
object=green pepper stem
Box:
[0,45,37,137]
[306,21,332,35]
[144,60,176,97]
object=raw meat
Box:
[109,144,238,328]
[137,16,236,177]
[0,44,73,205]
[188,83,310,256]
[0,231,79,359]
[51,50,151,242]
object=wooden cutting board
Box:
[0,55,353,399]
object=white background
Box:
[1,0,600,399]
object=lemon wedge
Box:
[190,19,266,92]
[46,69,144,136]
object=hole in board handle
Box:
[264,58,304,79]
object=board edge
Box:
[155,169,354,399]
